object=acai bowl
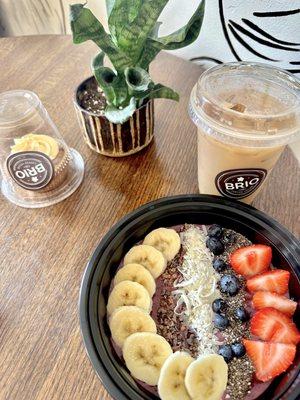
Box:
[79,195,300,400]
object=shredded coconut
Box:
[174,225,221,354]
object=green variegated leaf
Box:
[70,4,132,71]
[105,97,136,124]
[70,5,110,44]
[117,0,169,61]
[150,21,162,38]
[108,0,142,43]
[136,21,163,68]
[133,83,179,102]
[147,84,179,101]
[137,39,162,69]
[158,0,205,49]
[93,67,128,106]
[111,76,130,106]
[138,0,205,68]
[91,51,105,72]
[125,67,151,91]
[93,67,117,104]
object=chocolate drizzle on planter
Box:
[74,76,154,156]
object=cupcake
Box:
[7,133,70,194]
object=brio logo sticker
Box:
[215,168,267,199]
[6,151,54,190]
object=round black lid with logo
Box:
[6,151,54,191]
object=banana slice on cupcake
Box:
[114,263,156,297]
[11,133,59,160]
[144,228,181,262]
[185,354,228,400]
[158,351,194,400]
[107,280,151,315]
[123,332,173,386]
[124,245,167,279]
[109,306,157,348]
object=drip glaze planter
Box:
[79,195,300,400]
[74,77,154,157]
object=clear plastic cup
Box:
[0,90,84,208]
[189,62,300,204]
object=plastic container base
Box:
[1,148,84,208]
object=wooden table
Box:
[0,35,299,400]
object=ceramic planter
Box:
[74,77,154,157]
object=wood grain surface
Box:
[0,35,299,400]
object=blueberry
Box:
[231,342,246,358]
[213,258,227,272]
[235,307,249,322]
[220,274,240,296]
[222,231,236,244]
[218,344,233,362]
[206,237,224,255]
[208,224,223,239]
[212,298,227,314]
[213,314,229,330]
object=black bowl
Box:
[79,195,300,400]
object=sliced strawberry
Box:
[246,269,290,294]
[243,339,296,382]
[230,244,272,277]
[253,291,297,316]
[250,308,300,344]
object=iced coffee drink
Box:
[189,63,300,204]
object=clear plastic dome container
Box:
[0,90,84,208]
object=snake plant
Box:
[70,0,205,124]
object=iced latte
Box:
[189,63,300,204]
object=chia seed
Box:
[217,229,254,400]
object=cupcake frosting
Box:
[11,133,59,160]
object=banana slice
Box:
[114,263,156,297]
[11,133,59,160]
[144,228,181,262]
[158,351,194,400]
[107,281,151,316]
[123,332,173,386]
[109,306,157,348]
[124,245,167,279]
[185,354,228,400]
